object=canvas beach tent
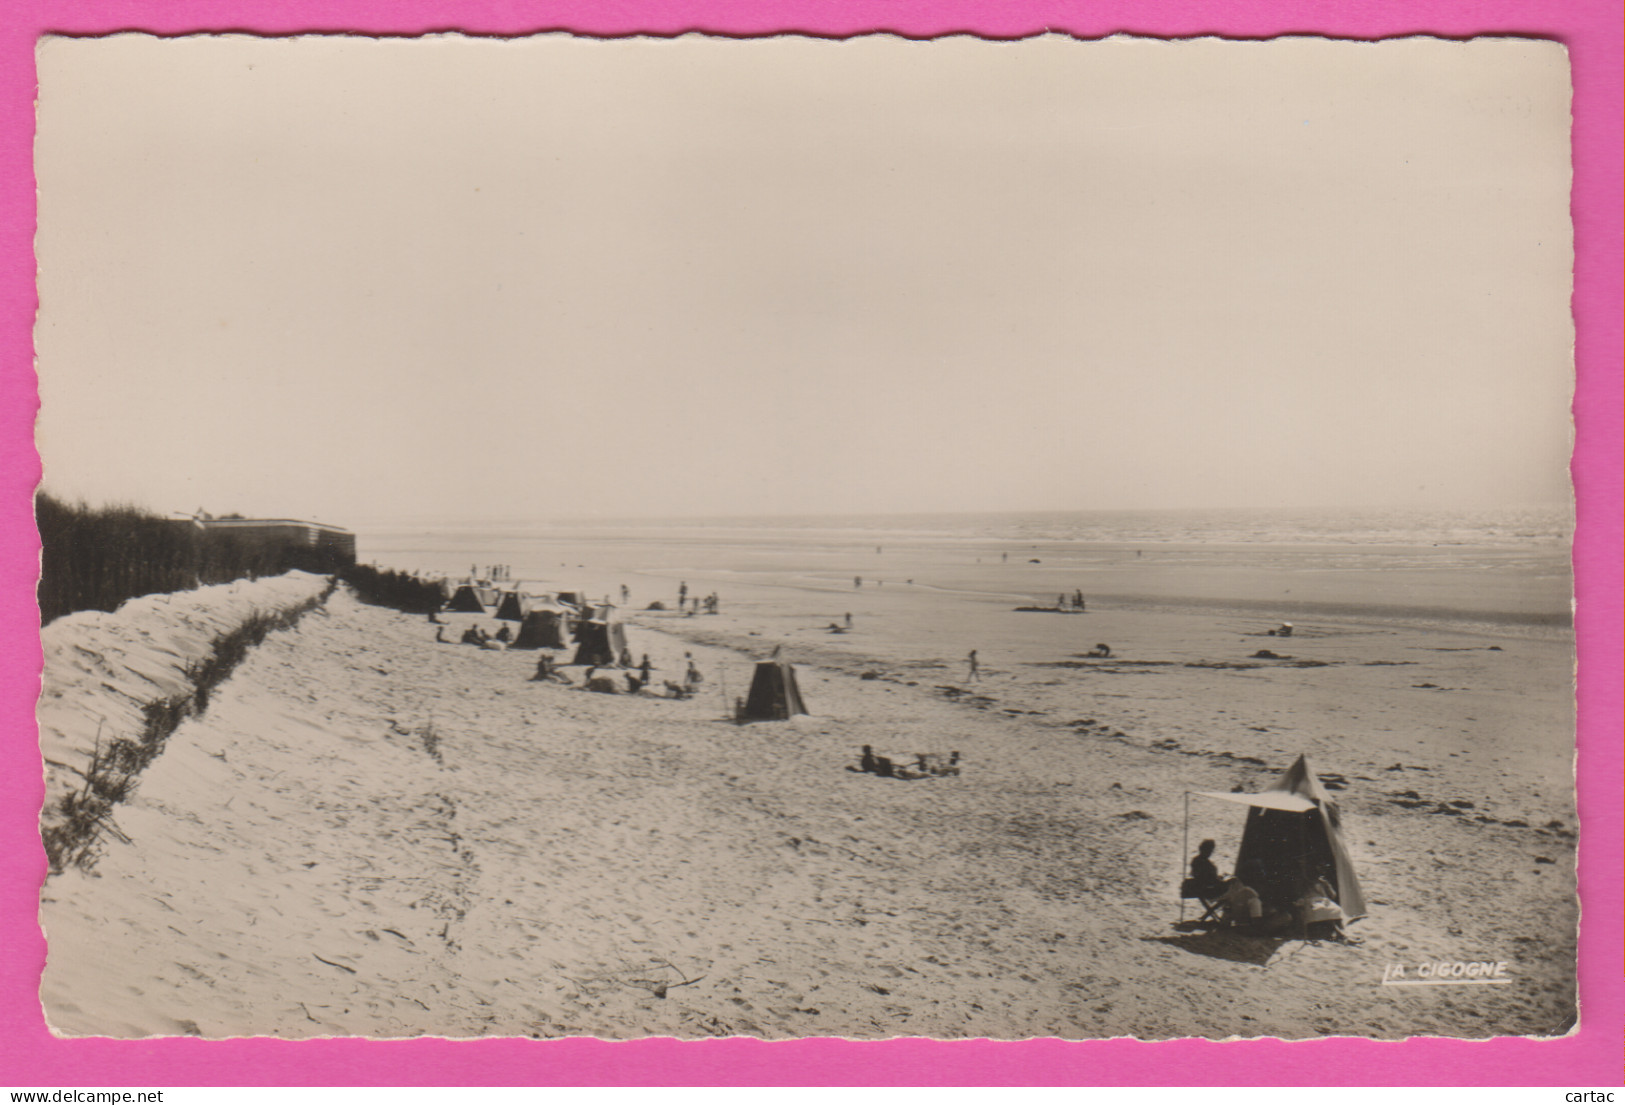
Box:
[739,659,808,722]
[494,591,533,621]
[571,620,630,667]
[446,584,489,612]
[512,608,571,649]
[1184,754,1367,921]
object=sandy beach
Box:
[39,533,1576,1040]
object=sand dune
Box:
[39,568,1575,1040]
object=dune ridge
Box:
[37,572,335,872]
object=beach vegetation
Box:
[416,722,443,765]
[41,582,335,875]
[186,589,334,714]
[341,562,445,614]
[36,491,347,625]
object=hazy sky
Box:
[35,33,1572,525]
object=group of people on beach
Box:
[529,644,703,701]
[428,579,714,702]
[435,622,511,649]
[1186,839,1348,941]
[674,582,720,616]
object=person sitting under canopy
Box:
[1185,839,1227,900]
[1217,877,1264,928]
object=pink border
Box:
[2,0,1618,1087]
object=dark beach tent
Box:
[494,591,533,621]
[1189,754,1367,920]
[571,620,629,667]
[739,660,808,722]
[446,584,488,612]
[512,608,570,649]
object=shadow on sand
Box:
[1144,928,1288,968]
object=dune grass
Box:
[42,582,335,875]
[341,562,445,614]
[36,491,349,625]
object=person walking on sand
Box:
[966,649,981,681]
[678,581,688,608]
[844,611,853,629]
[620,584,630,605]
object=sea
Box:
[353,505,1575,634]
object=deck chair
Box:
[1181,878,1224,923]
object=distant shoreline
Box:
[1055,592,1573,636]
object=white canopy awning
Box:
[1191,790,1317,813]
